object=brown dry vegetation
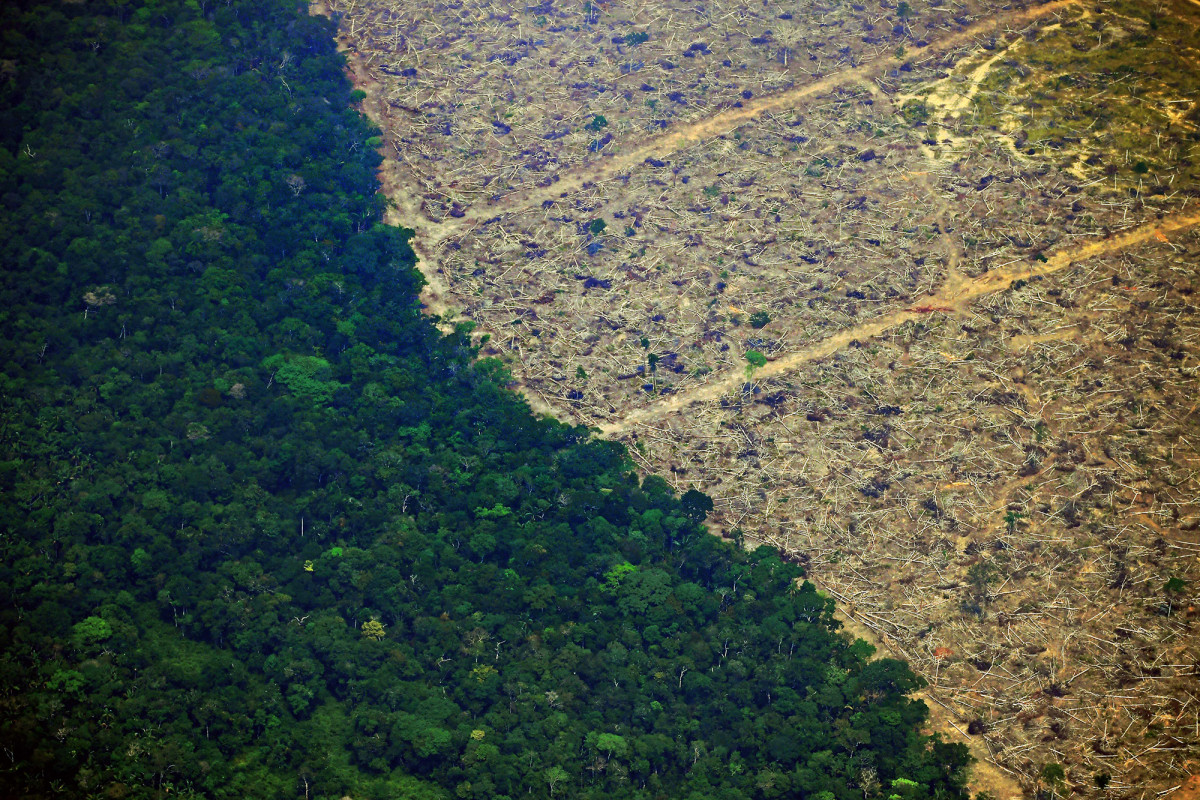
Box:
[317,0,1200,795]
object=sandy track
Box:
[437,0,1083,240]
[600,209,1200,435]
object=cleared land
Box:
[321,0,1200,795]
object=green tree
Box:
[593,732,629,759]
[262,353,348,406]
[544,766,569,796]
[680,489,714,522]
[46,669,86,699]
[71,616,112,648]
[130,547,153,577]
[745,349,767,382]
[1040,763,1066,798]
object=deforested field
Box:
[318,0,1200,795]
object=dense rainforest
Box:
[0,1,971,798]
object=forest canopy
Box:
[0,1,970,798]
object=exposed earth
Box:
[314,0,1200,796]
